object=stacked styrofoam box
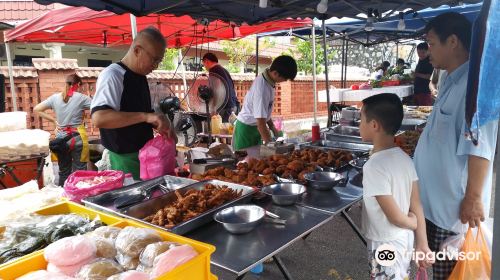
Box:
[0,112,50,161]
[0,112,27,132]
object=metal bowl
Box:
[261,183,306,206]
[214,205,265,234]
[304,171,344,191]
[349,157,368,171]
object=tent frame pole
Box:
[343,40,348,88]
[255,36,259,77]
[5,42,17,111]
[311,24,317,124]
[340,38,345,89]
[322,19,331,127]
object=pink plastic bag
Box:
[415,267,428,280]
[139,135,176,180]
[63,170,125,202]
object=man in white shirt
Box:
[233,55,297,150]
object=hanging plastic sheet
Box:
[466,0,500,143]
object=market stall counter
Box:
[186,198,332,280]
[319,85,414,103]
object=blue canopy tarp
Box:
[261,3,482,45]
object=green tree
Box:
[221,39,255,73]
[291,39,336,75]
[159,48,181,71]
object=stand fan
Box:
[159,96,197,147]
[186,73,228,145]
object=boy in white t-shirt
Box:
[359,93,433,279]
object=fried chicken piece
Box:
[287,160,304,172]
[262,167,275,175]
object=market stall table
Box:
[186,198,333,280]
[319,85,414,102]
[187,145,365,279]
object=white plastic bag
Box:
[440,219,493,260]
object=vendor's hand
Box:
[146,113,174,139]
[407,212,418,231]
[460,195,485,228]
[414,244,435,268]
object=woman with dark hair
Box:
[34,73,91,186]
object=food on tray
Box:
[44,236,97,267]
[94,237,117,259]
[107,270,150,280]
[47,258,94,277]
[115,227,162,258]
[191,166,276,187]
[139,241,180,268]
[16,270,75,280]
[416,106,433,114]
[151,244,199,278]
[116,253,140,270]
[75,258,123,279]
[191,148,353,184]
[0,214,103,265]
[89,226,122,242]
[395,130,421,156]
[144,184,242,228]
[16,225,201,279]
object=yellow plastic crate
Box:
[34,201,124,225]
[0,201,123,270]
[0,204,217,280]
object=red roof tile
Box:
[0,1,55,22]
[0,66,38,78]
[32,58,78,70]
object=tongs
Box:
[264,210,286,225]
[192,158,236,164]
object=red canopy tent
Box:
[5,6,311,47]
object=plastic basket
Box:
[381,80,400,87]
[0,203,216,280]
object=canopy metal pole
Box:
[492,122,500,279]
[322,19,331,127]
[130,14,137,39]
[343,40,349,88]
[311,24,317,123]
[179,49,189,106]
[5,42,17,111]
[340,38,345,89]
[255,36,259,77]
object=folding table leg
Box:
[235,273,247,280]
[341,209,366,246]
[273,255,293,280]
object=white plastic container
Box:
[0,112,28,132]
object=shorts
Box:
[367,230,414,280]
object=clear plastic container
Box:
[211,114,222,135]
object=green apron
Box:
[233,120,262,150]
[108,150,140,180]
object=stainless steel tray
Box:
[119,179,256,235]
[83,175,196,215]
[300,140,373,153]
[324,125,368,143]
[400,118,427,131]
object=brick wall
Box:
[1,60,367,138]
